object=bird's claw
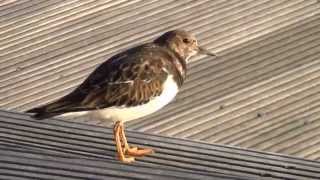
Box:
[125,147,154,157]
[118,155,135,163]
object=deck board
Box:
[1,110,320,179]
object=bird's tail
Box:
[26,106,60,120]
[25,100,76,120]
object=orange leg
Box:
[113,121,154,163]
[113,121,134,163]
[119,122,154,157]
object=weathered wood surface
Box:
[1,0,320,160]
[0,110,320,179]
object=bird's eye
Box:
[183,38,190,43]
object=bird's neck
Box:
[165,48,187,87]
[152,43,187,87]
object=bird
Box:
[26,30,216,163]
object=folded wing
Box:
[26,44,170,119]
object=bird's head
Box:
[154,30,216,62]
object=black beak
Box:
[198,46,217,57]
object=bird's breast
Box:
[92,75,179,122]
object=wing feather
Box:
[27,44,172,117]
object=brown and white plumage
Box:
[26,30,216,163]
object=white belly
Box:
[60,75,178,123]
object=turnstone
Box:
[26,30,216,163]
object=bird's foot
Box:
[125,146,154,157]
[117,147,153,163]
[114,121,154,163]
[117,155,135,163]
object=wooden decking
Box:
[1,0,320,160]
[1,1,320,178]
[1,110,320,179]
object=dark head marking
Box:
[154,30,216,62]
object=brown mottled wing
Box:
[26,44,171,118]
[79,53,168,109]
